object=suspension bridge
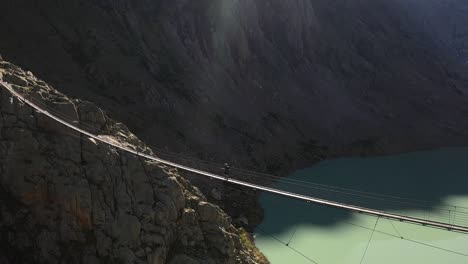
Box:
[2,80,468,235]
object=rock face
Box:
[0,58,266,263]
[400,0,468,60]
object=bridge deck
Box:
[2,80,468,234]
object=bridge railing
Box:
[2,80,468,233]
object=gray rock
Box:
[197,202,220,222]
[77,101,106,128]
[117,248,138,264]
[3,72,27,86]
[112,213,141,246]
[237,216,249,226]
[0,61,263,263]
[146,247,166,264]
[169,255,200,264]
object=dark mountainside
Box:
[2,0,468,164]
[402,0,468,61]
[1,0,468,262]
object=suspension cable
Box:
[360,216,379,264]
[19,92,468,214]
[4,81,468,233]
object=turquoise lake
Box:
[254,148,468,264]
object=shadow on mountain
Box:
[257,148,468,235]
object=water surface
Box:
[255,148,468,264]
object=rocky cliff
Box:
[0,57,266,263]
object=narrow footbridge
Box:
[2,80,468,234]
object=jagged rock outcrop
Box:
[0,58,266,263]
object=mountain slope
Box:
[398,0,468,61]
[1,0,468,166]
[0,57,266,264]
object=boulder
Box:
[197,202,220,222]
[77,101,106,128]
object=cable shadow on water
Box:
[257,148,468,235]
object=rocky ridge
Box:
[0,57,266,264]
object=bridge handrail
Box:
[1,80,468,234]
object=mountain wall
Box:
[1,0,468,168]
[395,0,468,60]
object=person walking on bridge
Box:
[224,163,230,180]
